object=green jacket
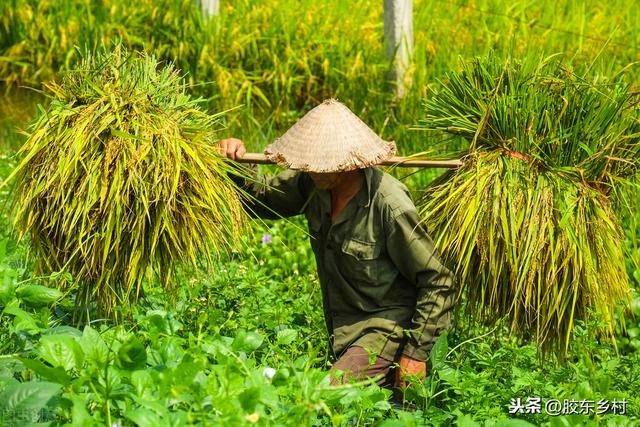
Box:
[240,167,455,362]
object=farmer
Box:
[218,99,455,389]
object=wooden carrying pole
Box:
[236,153,462,168]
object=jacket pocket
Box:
[340,238,382,284]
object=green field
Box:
[1,0,639,426]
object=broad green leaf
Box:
[79,326,109,366]
[436,366,460,387]
[124,408,164,427]
[0,280,16,304]
[15,284,62,307]
[430,333,448,371]
[145,313,170,334]
[131,370,155,399]
[70,395,94,427]
[276,328,297,346]
[232,330,264,353]
[0,375,19,393]
[238,386,261,412]
[0,381,61,427]
[17,358,71,386]
[38,335,84,371]
[457,414,481,427]
[494,420,537,427]
[271,367,291,387]
[3,301,43,334]
[117,337,147,370]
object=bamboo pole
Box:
[236,153,462,168]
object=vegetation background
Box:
[0,0,639,425]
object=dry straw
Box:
[418,54,639,357]
[265,99,396,172]
[3,44,250,319]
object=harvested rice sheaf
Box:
[5,45,250,318]
[419,54,640,356]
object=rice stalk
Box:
[3,44,250,319]
[418,54,638,356]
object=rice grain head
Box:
[418,54,638,357]
[4,44,251,320]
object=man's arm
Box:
[385,207,456,361]
[218,138,312,219]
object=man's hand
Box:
[217,137,246,160]
[395,354,427,389]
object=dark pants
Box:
[329,346,396,388]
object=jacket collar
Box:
[313,168,376,226]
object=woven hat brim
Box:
[265,140,396,172]
[264,99,397,172]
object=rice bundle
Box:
[419,54,639,355]
[5,45,249,318]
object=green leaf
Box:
[117,337,147,370]
[0,381,61,427]
[0,375,19,393]
[275,328,297,346]
[131,370,155,399]
[494,420,536,427]
[124,408,164,426]
[70,395,94,427]
[238,386,261,412]
[145,313,170,334]
[456,414,481,427]
[15,285,62,307]
[0,280,16,305]
[2,300,43,334]
[79,326,109,366]
[271,367,291,387]
[378,421,407,427]
[437,366,460,387]
[232,330,264,353]
[17,358,71,386]
[38,335,84,371]
[430,333,448,370]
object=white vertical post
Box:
[200,0,220,20]
[384,0,413,98]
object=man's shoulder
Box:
[370,169,416,217]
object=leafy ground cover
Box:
[0,213,639,426]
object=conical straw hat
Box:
[264,99,396,172]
